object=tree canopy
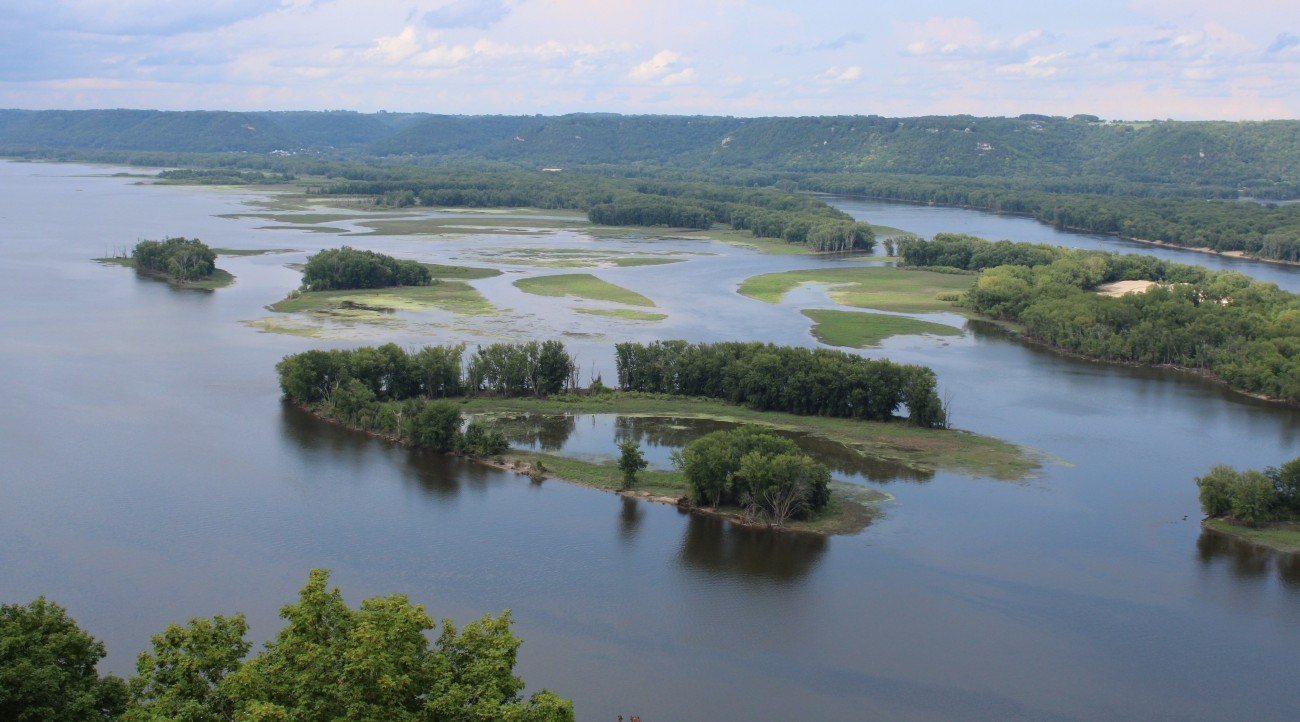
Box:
[300,246,432,291]
[0,598,127,722]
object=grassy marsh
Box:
[514,273,655,307]
[802,309,962,348]
[269,281,496,318]
[574,308,668,321]
[460,394,1040,481]
[739,266,973,313]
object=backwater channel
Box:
[2,162,1299,721]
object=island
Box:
[96,236,234,289]
[276,340,1037,536]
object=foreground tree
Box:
[617,439,648,490]
[0,598,127,722]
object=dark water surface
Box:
[2,163,1300,721]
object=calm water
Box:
[2,162,1299,721]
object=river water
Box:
[2,162,1299,721]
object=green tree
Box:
[404,400,462,451]
[617,439,648,490]
[0,598,127,722]
[124,614,250,722]
[1230,470,1278,527]
[1195,465,1237,518]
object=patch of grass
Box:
[739,266,973,313]
[184,268,236,290]
[514,273,655,307]
[269,281,496,317]
[575,308,667,321]
[357,218,577,236]
[871,224,907,237]
[422,263,502,280]
[219,213,375,224]
[613,257,681,267]
[460,393,1040,481]
[1204,518,1300,553]
[802,309,962,348]
[211,248,297,256]
[256,225,351,234]
[94,256,134,267]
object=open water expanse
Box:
[2,161,1299,721]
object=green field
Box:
[460,393,1040,481]
[802,309,962,348]
[514,273,655,307]
[739,266,973,312]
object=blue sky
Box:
[2,0,1297,119]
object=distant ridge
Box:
[2,108,1298,192]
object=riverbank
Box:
[1202,518,1300,553]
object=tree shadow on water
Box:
[675,513,827,585]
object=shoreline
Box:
[821,191,1300,268]
[1201,518,1300,554]
[969,313,1297,408]
[285,399,912,536]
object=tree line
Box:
[317,168,874,252]
[801,173,1300,262]
[131,237,217,282]
[0,570,572,722]
[1197,458,1300,527]
[300,246,432,291]
[613,340,946,427]
[276,341,578,454]
[898,234,1300,402]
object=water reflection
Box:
[496,413,932,484]
[489,412,577,450]
[1197,527,1300,587]
[677,513,827,584]
[618,495,644,543]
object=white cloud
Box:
[997,53,1066,78]
[629,50,694,83]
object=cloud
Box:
[629,50,695,84]
[11,0,284,36]
[902,18,1051,60]
[997,53,1066,78]
[422,0,519,30]
[816,66,862,83]
[1266,33,1300,56]
[774,32,865,56]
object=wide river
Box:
[2,162,1298,721]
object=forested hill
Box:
[2,108,1299,194]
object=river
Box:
[1,162,1298,721]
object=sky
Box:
[1,0,1298,119]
